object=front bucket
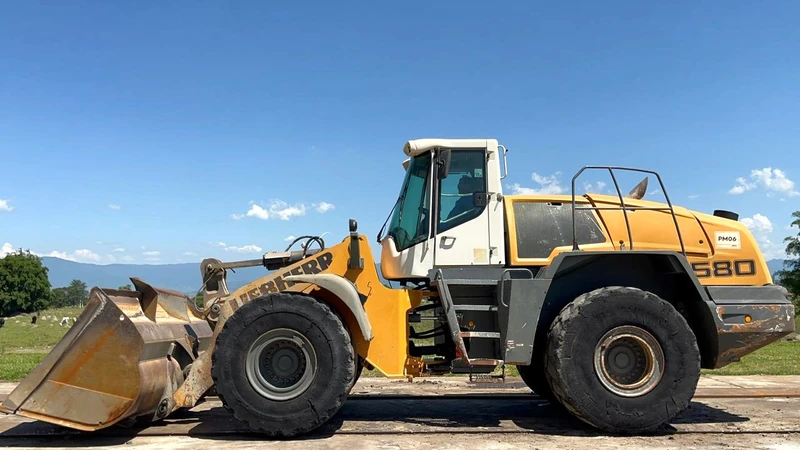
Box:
[0,278,213,431]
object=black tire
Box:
[211,292,355,437]
[517,357,557,403]
[333,309,364,395]
[350,355,365,391]
[545,286,700,434]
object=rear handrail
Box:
[570,166,686,256]
[496,268,534,308]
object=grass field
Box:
[1,307,798,381]
[0,307,84,381]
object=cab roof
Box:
[403,138,498,157]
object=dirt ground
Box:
[2,376,800,449]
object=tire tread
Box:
[544,286,700,433]
[211,292,354,437]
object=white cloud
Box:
[121,255,135,262]
[45,249,102,263]
[138,249,159,262]
[224,244,263,253]
[74,249,102,262]
[757,236,787,260]
[740,213,785,259]
[183,251,198,256]
[113,247,125,253]
[728,178,751,195]
[1,243,114,264]
[313,202,335,213]
[741,213,774,233]
[231,199,335,221]
[648,189,662,197]
[688,194,700,199]
[231,204,268,220]
[284,235,297,242]
[729,167,799,198]
[108,204,121,210]
[1,242,15,257]
[531,172,564,194]
[231,200,306,221]
[0,199,12,212]
[507,183,538,194]
[270,201,306,220]
[209,241,263,253]
[583,181,607,193]
[508,172,564,195]
[96,241,124,248]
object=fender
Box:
[535,250,722,368]
[284,273,374,342]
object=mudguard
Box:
[284,273,374,342]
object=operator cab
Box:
[378,139,508,281]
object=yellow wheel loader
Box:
[2,138,795,436]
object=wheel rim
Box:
[245,328,317,401]
[593,325,664,397]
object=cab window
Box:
[438,150,486,234]
[387,153,432,250]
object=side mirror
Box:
[437,149,452,179]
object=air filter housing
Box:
[713,210,739,221]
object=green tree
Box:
[64,279,89,307]
[0,249,53,316]
[193,292,205,309]
[118,284,132,291]
[775,211,800,314]
[52,287,69,308]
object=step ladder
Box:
[432,269,506,381]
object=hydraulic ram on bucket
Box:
[0,278,213,431]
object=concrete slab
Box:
[2,394,800,448]
[4,376,800,403]
[351,375,800,397]
[3,375,800,449]
[704,375,800,389]
[693,376,740,388]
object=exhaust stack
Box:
[625,177,649,200]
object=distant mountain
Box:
[41,257,390,295]
[768,259,788,281]
[41,257,260,294]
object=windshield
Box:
[386,153,432,251]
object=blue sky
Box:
[1,1,798,265]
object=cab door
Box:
[433,149,493,267]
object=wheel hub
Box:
[593,325,664,397]
[246,328,317,401]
